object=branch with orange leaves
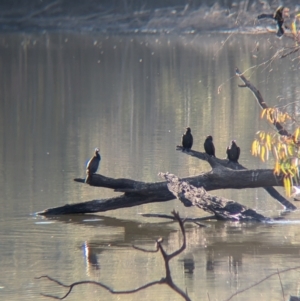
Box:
[236,68,300,197]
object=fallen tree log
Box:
[77,166,286,191]
[160,172,268,222]
[37,193,173,215]
[38,161,295,216]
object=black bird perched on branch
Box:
[85,148,101,183]
[226,140,240,163]
[204,135,215,157]
[257,6,290,37]
[182,127,193,151]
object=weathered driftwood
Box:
[160,172,268,222]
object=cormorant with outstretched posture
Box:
[182,127,193,151]
[258,6,290,37]
[85,148,101,183]
[204,135,215,157]
[226,140,240,163]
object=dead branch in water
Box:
[36,211,192,301]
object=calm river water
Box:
[0,32,300,300]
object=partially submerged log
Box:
[37,193,172,215]
[161,172,268,222]
[38,161,295,216]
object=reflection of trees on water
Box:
[40,214,300,300]
[1,0,299,33]
[57,214,300,285]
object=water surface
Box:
[0,32,300,300]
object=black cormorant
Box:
[85,148,101,182]
[182,127,193,151]
[204,135,215,157]
[258,6,290,37]
[226,140,240,163]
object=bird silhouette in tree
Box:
[258,6,290,37]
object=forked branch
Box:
[36,211,192,301]
[236,67,290,136]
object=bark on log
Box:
[176,146,296,210]
[161,172,268,222]
[77,168,286,191]
[37,193,172,215]
[38,163,294,216]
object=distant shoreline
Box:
[0,1,299,34]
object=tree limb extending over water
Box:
[236,67,290,136]
[176,146,295,210]
[37,163,296,216]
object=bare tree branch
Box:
[36,275,163,300]
[236,67,290,136]
[277,268,285,301]
[141,212,213,224]
[36,211,192,301]
[224,266,300,301]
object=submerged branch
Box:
[37,211,192,301]
[141,213,214,223]
[37,275,163,300]
[161,173,268,222]
[224,266,300,301]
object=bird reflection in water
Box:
[206,250,215,272]
[183,257,195,274]
[82,241,100,276]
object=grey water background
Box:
[0,32,300,300]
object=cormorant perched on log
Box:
[226,140,240,163]
[204,135,215,157]
[258,6,290,37]
[182,127,193,151]
[85,148,101,183]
